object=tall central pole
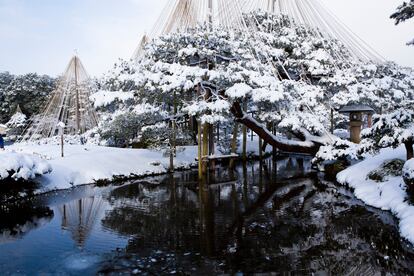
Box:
[208,0,213,31]
[74,56,81,133]
[268,0,276,13]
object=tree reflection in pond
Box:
[0,200,53,243]
[100,157,414,275]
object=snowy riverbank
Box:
[2,144,198,194]
[337,146,414,245]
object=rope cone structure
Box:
[133,0,383,63]
[22,55,99,141]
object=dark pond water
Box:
[1,157,414,275]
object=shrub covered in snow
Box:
[0,152,52,181]
[313,138,360,165]
[361,107,414,160]
[6,111,27,138]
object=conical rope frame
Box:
[22,55,99,141]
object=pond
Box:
[0,156,414,275]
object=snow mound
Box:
[337,146,414,245]
[0,151,52,180]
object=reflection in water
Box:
[0,156,414,275]
[59,197,104,248]
[0,201,53,243]
[99,158,414,275]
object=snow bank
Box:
[89,90,134,108]
[337,146,414,245]
[0,151,52,180]
[8,144,198,192]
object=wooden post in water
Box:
[209,123,215,171]
[169,91,177,172]
[242,101,247,161]
[198,122,203,180]
[272,122,277,161]
[202,122,209,175]
[259,137,263,160]
[230,123,239,168]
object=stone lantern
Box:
[338,105,375,144]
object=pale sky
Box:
[0,0,413,77]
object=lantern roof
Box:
[338,104,375,114]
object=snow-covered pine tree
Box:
[99,11,414,153]
[391,0,414,45]
[360,106,414,160]
[6,106,27,139]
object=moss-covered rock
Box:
[325,160,349,181]
[367,159,405,183]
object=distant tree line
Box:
[0,72,56,123]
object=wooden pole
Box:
[242,101,247,161]
[259,138,263,160]
[61,134,64,158]
[230,123,239,168]
[198,122,203,180]
[272,123,277,161]
[208,0,213,29]
[202,123,209,175]
[170,91,177,172]
[209,123,215,171]
[268,0,275,13]
[74,56,81,133]
[169,121,175,172]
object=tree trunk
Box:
[242,101,247,160]
[230,101,321,155]
[405,141,414,160]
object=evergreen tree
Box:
[0,72,55,123]
[99,12,414,151]
[391,0,414,45]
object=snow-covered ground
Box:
[337,146,414,245]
